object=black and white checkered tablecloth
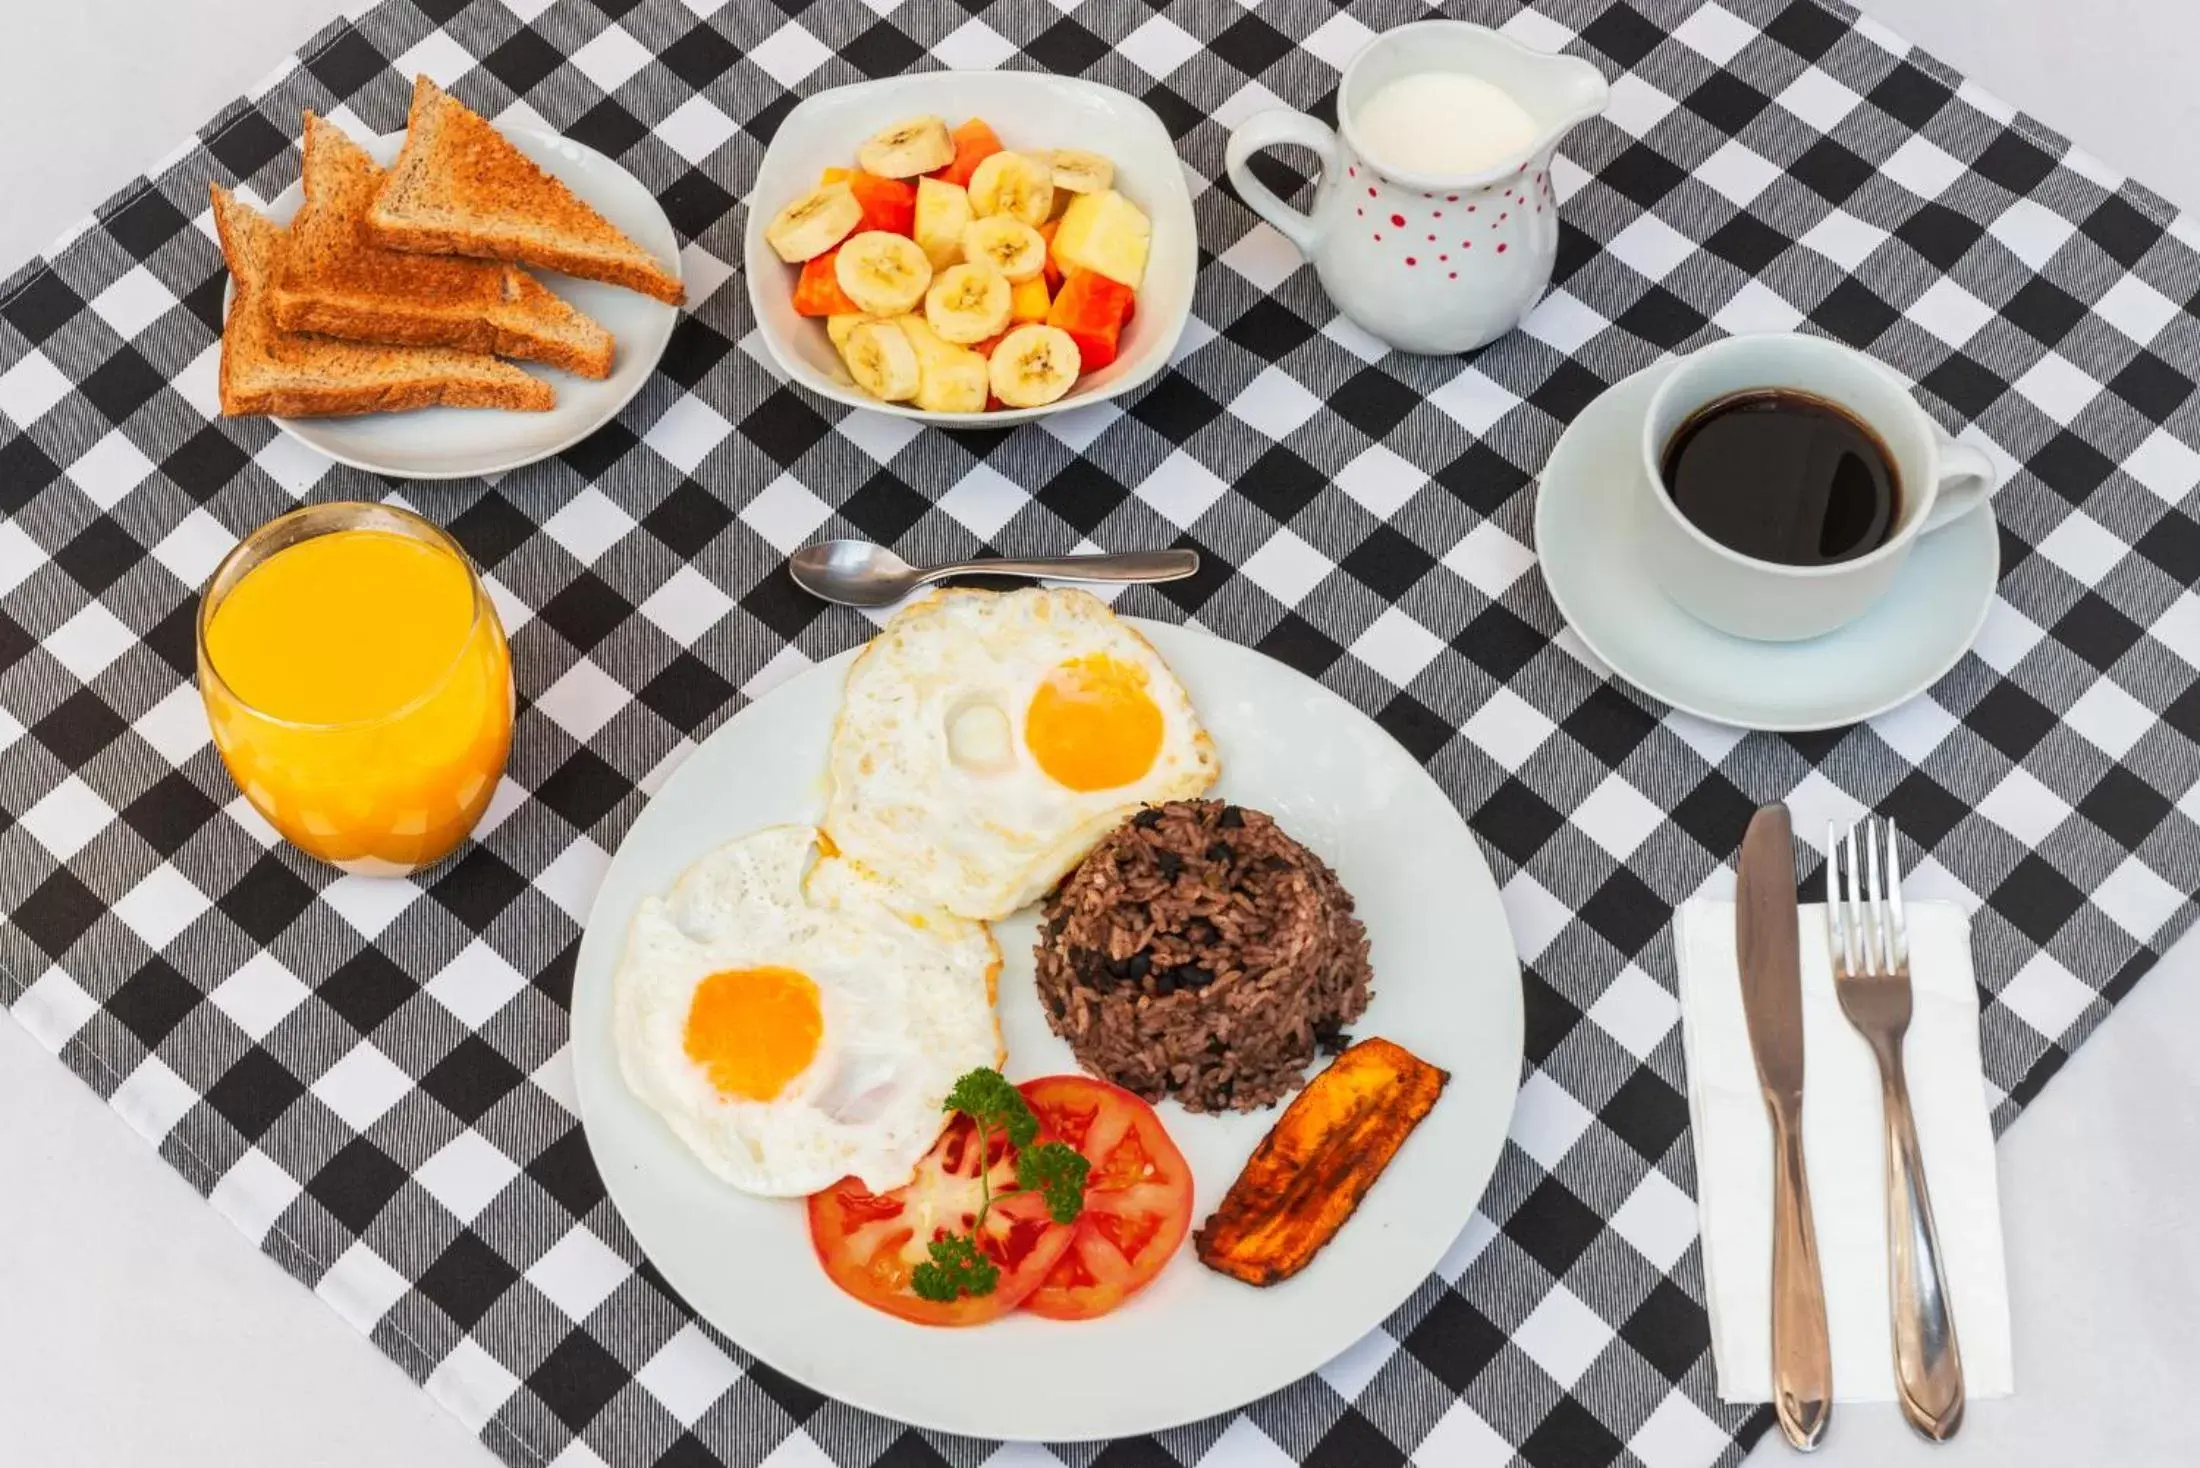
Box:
[3,0,2198,1463]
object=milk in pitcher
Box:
[1352,73,1540,176]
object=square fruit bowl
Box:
[744,72,1197,427]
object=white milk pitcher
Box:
[1225,22,1608,355]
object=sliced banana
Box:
[899,316,989,413]
[834,232,934,316]
[966,151,1055,227]
[913,177,973,271]
[840,319,922,402]
[924,263,1012,345]
[826,313,872,351]
[858,116,955,178]
[1048,149,1115,196]
[988,324,1081,408]
[765,182,862,263]
[960,217,1047,284]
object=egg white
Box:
[612,825,1001,1196]
[822,587,1220,920]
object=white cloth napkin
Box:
[1676,898,2013,1402]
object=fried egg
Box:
[823,587,1219,920]
[612,825,1000,1196]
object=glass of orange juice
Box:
[197,502,514,876]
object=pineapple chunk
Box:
[1051,189,1150,291]
[1009,275,1051,324]
[896,315,988,413]
[913,177,973,272]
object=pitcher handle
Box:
[1224,110,1338,257]
[1921,435,1998,535]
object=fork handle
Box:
[1874,1039,1966,1440]
[1769,1103,1832,1450]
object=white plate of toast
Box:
[215,78,684,481]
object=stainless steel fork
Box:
[1828,818,1966,1442]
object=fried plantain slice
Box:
[1194,1037,1448,1286]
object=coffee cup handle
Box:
[1224,110,1338,257]
[1921,435,1998,535]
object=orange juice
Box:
[198,504,513,875]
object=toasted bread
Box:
[212,185,556,418]
[367,77,685,306]
[273,114,614,378]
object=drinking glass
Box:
[197,502,514,876]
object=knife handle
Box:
[1769,1105,1832,1449]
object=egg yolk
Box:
[1024,655,1164,792]
[683,966,822,1101]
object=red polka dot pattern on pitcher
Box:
[1351,161,1550,280]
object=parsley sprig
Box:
[909,1069,1090,1303]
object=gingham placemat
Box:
[3,0,2198,1463]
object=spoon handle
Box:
[923,549,1200,587]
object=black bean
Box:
[1217,805,1245,828]
[1153,971,1179,997]
[1155,849,1183,880]
[1205,841,1233,863]
[1178,966,1215,989]
[1107,955,1130,978]
[1131,807,1163,829]
[1205,1036,1228,1055]
[1124,951,1150,979]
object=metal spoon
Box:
[788,540,1200,608]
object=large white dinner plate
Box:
[242,129,680,480]
[571,621,1523,1441]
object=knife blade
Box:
[1736,803,1832,1450]
[1738,805,1805,1104]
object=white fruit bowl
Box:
[744,72,1197,427]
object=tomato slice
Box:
[807,1113,1074,1326]
[1018,1076,1195,1320]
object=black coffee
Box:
[1659,390,1900,566]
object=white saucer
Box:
[240,129,681,481]
[1533,358,1999,732]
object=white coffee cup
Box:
[1637,334,1999,642]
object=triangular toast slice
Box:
[212,185,556,417]
[273,114,614,379]
[367,77,685,306]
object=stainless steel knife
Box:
[1737,803,1832,1450]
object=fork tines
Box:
[1828,817,1907,976]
